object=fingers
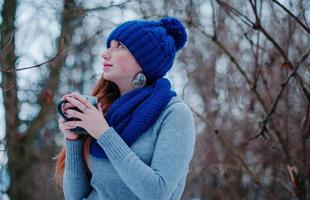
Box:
[62,102,75,112]
[61,94,75,113]
[65,109,84,120]
[58,116,64,123]
[64,96,90,113]
[71,93,93,110]
[60,122,75,129]
[58,117,77,134]
[61,93,73,100]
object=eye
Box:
[118,42,126,48]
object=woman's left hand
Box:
[63,92,110,139]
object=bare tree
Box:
[180,0,309,199]
[1,0,309,199]
[1,0,90,199]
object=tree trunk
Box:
[0,0,21,197]
[1,0,78,199]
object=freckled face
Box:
[101,40,142,82]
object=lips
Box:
[103,63,113,72]
[104,64,113,67]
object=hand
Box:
[58,115,80,140]
[63,92,110,139]
[61,94,75,113]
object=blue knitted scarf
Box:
[90,78,177,159]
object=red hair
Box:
[54,75,120,187]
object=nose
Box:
[101,50,110,60]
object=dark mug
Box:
[57,95,98,134]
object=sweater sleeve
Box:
[96,102,196,200]
[63,138,91,200]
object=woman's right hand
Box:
[58,116,80,140]
[58,93,80,140]
[61,94,76,112]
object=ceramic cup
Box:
[57,95,98,134]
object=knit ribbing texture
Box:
[90,78,176,159]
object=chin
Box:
[103,73,111,81]
[103,74,116,82]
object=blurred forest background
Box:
[0,0,309,199]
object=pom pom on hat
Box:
[106,16,188,85]
[160,17,187,51]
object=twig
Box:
[84,0,137,12]
[220,0,309,99]
[191,106,279,200]
[0,32,14,56]
[1,36,65,73]
[64,0,138,16]
[247,0,310,103]
[194,23,269,113]
[218,0,310,115]
[210,0,217,37]
[270,0,310,34]
[216,0,255,28]
[255,49,310,138]
[215,131,279,200]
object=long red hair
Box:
[54,75,120,187]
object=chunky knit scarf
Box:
[90,78,177,159]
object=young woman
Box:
[55,16,196,200]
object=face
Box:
[101,40,142,83]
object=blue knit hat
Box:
[106,16,187,85]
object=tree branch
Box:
[255,49,310,138]
[270,0,310,34]
[190,106,279,200]
[0,37,64,73]
[247,0,310,104]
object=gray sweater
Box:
[63,96,196,200]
